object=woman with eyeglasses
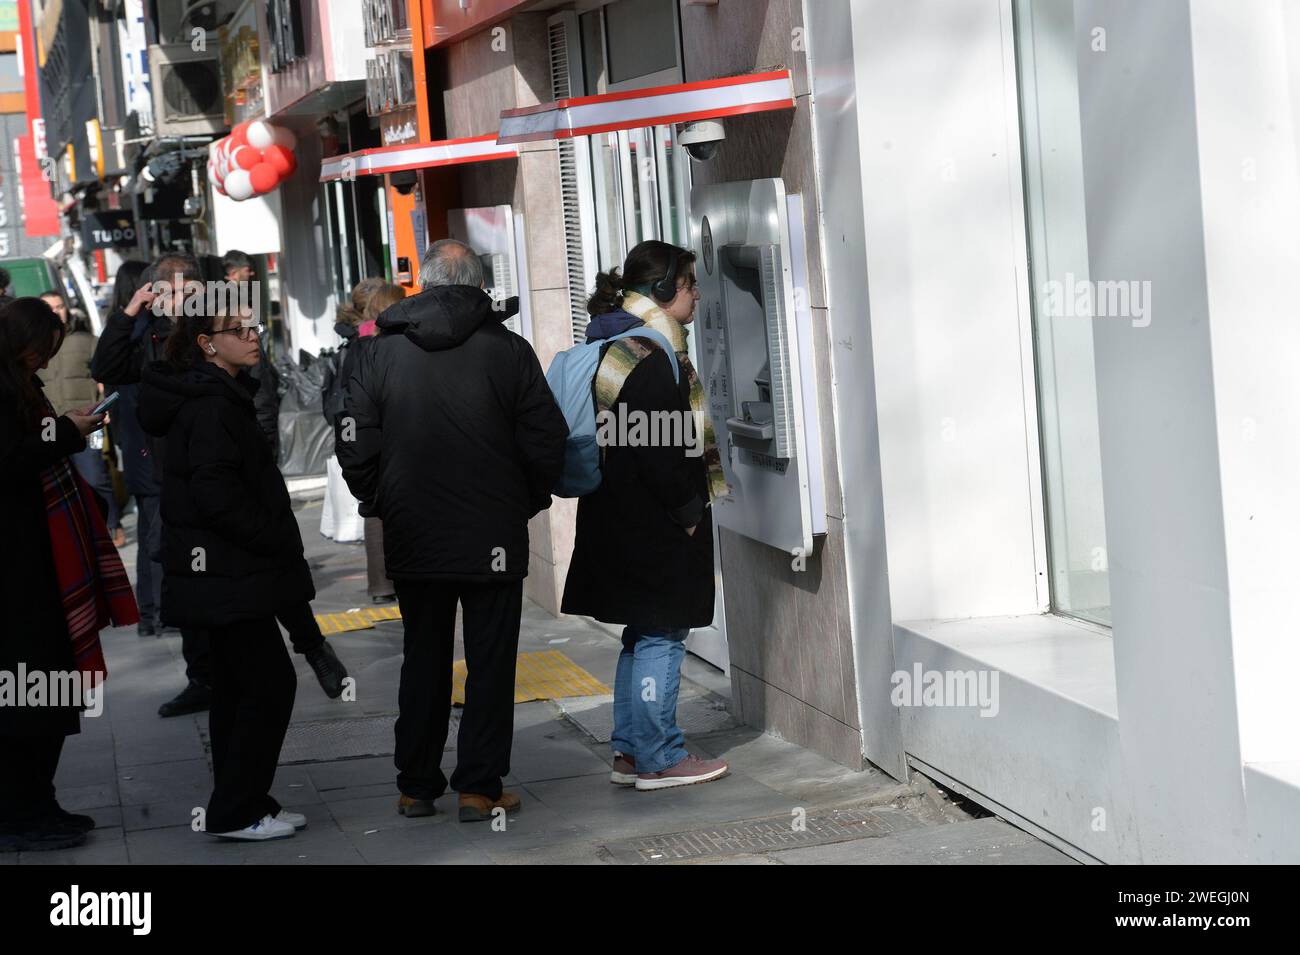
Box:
[562,240,730,792]
[138,309,313,842]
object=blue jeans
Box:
[611,627,689,774]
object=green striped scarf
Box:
[593,292,728,502]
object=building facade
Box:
[406,0,1300,865]
[16,0,1299,864]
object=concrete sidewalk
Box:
[5,493,1073,865]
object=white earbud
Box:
[207,345,217,354]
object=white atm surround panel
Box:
[447,204,532,340]
[690,178,827,555]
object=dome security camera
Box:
[679,120,725,161]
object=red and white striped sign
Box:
[497,70,795,145]
[319,134,519,182]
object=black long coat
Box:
[138,360,313,628]
[0,381,85,736]
[561,345,716,631]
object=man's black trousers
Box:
[394,578,523,801]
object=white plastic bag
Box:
[320,455,365,542]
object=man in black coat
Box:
[338,239,567,822]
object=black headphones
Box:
[650,248,682,303]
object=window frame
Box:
[1011,0,1111,629]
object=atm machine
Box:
[446,205,531,340]
[687,178,828,665]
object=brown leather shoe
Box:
[397,794,437,818]
[458,791,522,822]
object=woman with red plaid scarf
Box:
[0,297,139,854]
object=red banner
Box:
[16,0,61,237]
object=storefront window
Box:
[1015,0,1111,626]
[586,124,690,278]
[322,176,390,301]
[322,181,357,302]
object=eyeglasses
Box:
[210,322,264,342]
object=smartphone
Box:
[90,391,120,416]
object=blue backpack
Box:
[546,327,679,497]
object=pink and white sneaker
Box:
[611,753,637,786]
[635,754,729,791]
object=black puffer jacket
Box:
[138,360,314,627]
[337,286,567,582]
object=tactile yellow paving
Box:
[314,605,403,635]
[452,649,610,705]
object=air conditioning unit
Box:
[147,43,226,136]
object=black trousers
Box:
[205,616,296,833]
[0,734,65,827]
[135,494,163,628]
[394,578,523,801]
[181,628,211,687]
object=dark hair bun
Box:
[586,268,625,317]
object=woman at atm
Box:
[562,240,731,792]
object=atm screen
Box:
[718,245,792,455]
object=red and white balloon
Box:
[209,121,299,201]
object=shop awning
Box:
[496,70,795,145]
[319,134,519,182]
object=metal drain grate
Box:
[604,805,923,864]
[558,690,736,743]
[273,713,460,765]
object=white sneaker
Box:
[212,814,296,841]
[275,809,308,830]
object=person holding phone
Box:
[0,297,139,853]
[93,255,217,718]
[99,262,163,635]
[39,289,124,547]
